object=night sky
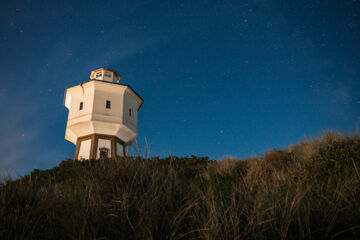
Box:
[0,0,359,176]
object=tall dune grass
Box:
[0,131,359,239]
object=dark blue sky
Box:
[1,0,359,176]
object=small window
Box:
[79,102,83,110]
[95,72,102,78]
[104,71,111,78]
[129,108,131,116]
[106,100,111,109]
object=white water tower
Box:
[63,68,143,160]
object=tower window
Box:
[106,100,111,109]
[79,102,83,110]
[129,108,131,116]
[104,71,111,78]
[95,72,102,78]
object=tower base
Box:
[74,134,126,160]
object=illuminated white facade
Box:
[63,68,143,160]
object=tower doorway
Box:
[99,147,109,159]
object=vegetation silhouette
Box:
[1,131,360,239]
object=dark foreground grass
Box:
[1,132,360,239]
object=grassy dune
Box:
[1,132,360,239]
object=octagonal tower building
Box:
[63,68,144,160]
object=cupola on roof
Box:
[90,68,121,83]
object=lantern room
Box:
[90,68,121,83]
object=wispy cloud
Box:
[82,37,151,71]
[86,33,159,72]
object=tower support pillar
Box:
[74,133,126,160]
